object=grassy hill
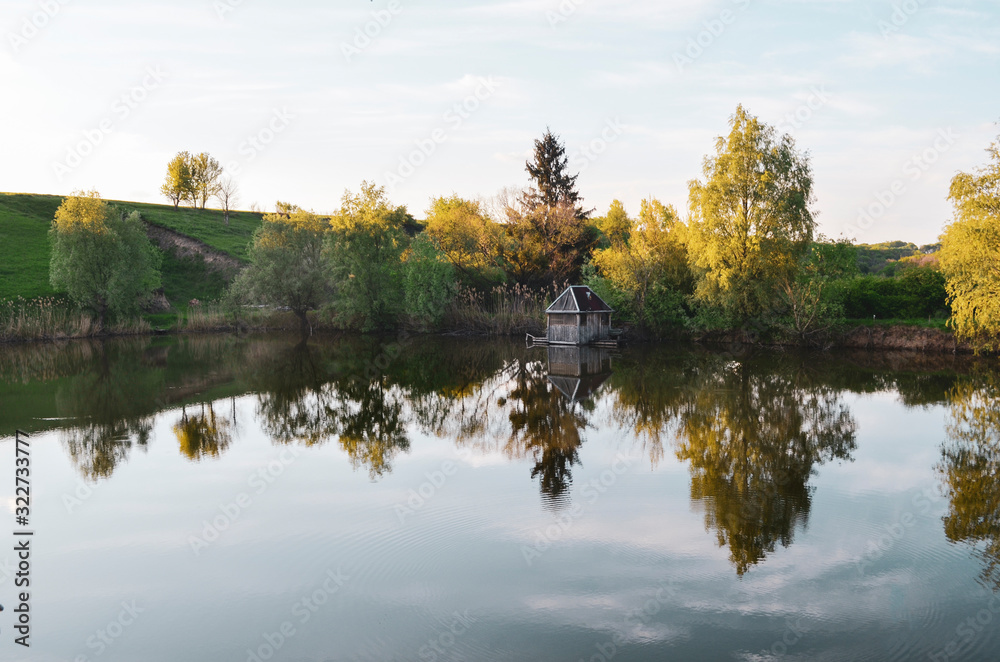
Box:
[0,192,263,312]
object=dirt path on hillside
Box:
[144,222,244,277]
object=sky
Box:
[0,0,997,245]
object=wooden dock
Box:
[526,333,618,348]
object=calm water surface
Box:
[1,334,999,661]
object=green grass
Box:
[0,193,63,299]
[0,193,259,328]
[115,200,261,261]
[160,247,230,304]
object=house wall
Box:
[548,321,579,344]
[547,312,610,344]
[580,313,609,344]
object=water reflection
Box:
[56,338,161,479]
[672,359,858,576]
[508,357,585,506]
[7,333,1000,580]
[939,370,1000,589]
[174,402,234,460]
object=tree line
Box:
[47,104,1000,350]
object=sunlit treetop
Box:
[332,180,410,233]
[53,190,109,233]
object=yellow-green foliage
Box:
[687,105,815,321]
[423,195,507,283]
[940,135,1000,351]
[53,190,108,233]
[49,192,162,328]
[591,199,690,329]
[231,208,329,332]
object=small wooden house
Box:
[543,285,614,346]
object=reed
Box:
[0,296,152,342]
[180,302,305,333]
[446,282,562,335]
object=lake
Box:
[1,334,998,661]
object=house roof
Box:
[546,286,613,314]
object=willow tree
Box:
[939,135,1000,351]
[687,105,815,324]
[49,191,161,329]
[230,208,329,335]
[326,182,410,331]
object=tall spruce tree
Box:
[522,128,589,219]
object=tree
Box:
[160,151,193,209]
[780,238,857,341]
[423,195,508,285]
[595,199,630,247]
[49,191,162,329]
[501,129,596,285]
[189,152,223,209]
[230,208,329,335]
[214,176,239,226]
[275,200,301,216]
[522,128,588,219]
[326,182,409,331]
[505,199,595,285]
[939,134,1000,351]
[590,198,691,333]
[687,105,816,324]
[403,233,457,329]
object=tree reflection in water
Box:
[938,371,1000,589]
[674,360,857,575]
[174,402,233,460]
[610,352,858,576]
[57,338,160,480]
[250,338,410,480]
[508,359,587,507]
[16,334,885,579]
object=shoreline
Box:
[0,320,980,355]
